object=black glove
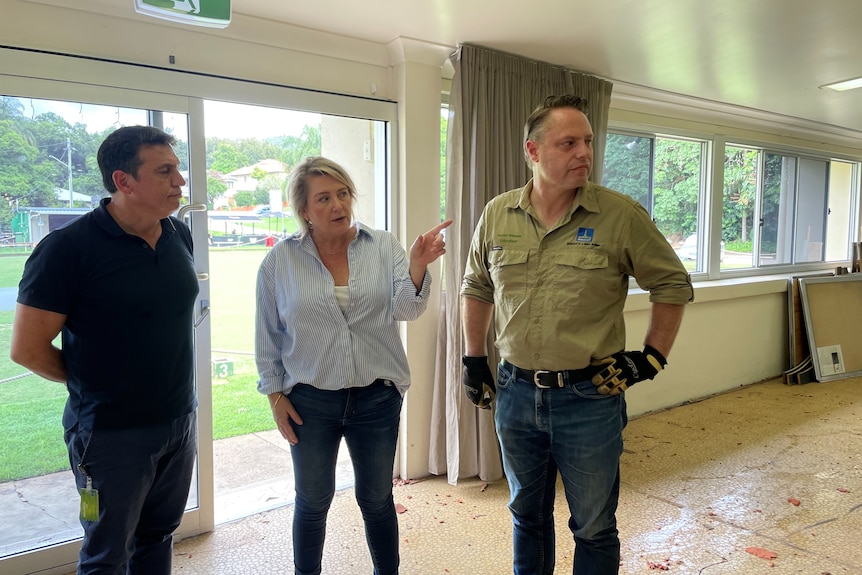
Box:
[462,356,496,409]
[590,345,667,395]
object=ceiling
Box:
[232,0,862,136]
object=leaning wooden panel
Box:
[787,273,834,369]
[798,274,862,382]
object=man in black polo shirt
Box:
[11,125,199,575]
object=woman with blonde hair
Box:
[255,156,451,574]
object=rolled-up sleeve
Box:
[460,212,495,304]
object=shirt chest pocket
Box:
[556,251,609,271]
[552,250,612,300]
[488,249,529,308]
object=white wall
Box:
[4,0,862,479]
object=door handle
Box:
[195,299,210,328]
[178,203,207,221]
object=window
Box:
[723,146,856,270]
[603,132,709,272]
[605,129,860,279]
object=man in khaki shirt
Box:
[460,95,693,575]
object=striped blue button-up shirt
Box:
[255,221,431,397]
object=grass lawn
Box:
[0,247,278,482]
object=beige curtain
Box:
[428,44,613,484]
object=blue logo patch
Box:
[576,227,594,242]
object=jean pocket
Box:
[496,364,514,389]
[568,377,614,400]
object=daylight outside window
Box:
[603,132,707,272]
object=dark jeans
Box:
[288,381,403,575]
[64,411,197,575]
[495,362,627,575]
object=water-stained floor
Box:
[168,375,861,574]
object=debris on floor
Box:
[745,547,778,560]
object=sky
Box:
[15,97,321,140]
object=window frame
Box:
[606,122,862,283]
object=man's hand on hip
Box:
[590,345,667,395]
[462,356,496,409]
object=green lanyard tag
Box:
[79,476,99,522]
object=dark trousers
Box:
[65,412,197,575]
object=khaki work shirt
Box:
[461,180,694,371]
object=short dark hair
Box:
[523,95,589,162]
[97,126,176,193]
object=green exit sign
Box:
[135,0,231,28]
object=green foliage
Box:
[603,134,701,240]
[603,134,651,209]
[206,173,228,209]
[653,138,701,238]
[233,190,255,207]
[722,146,758,242]
[273,125,322,168]
[725,239,752,252]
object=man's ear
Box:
[112,170,133,195]
[525,139,539,163]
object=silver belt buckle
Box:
[533,370,563,389]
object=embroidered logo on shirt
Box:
[576,227,594,242]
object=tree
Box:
[210,142,250,173]
[603,134,651,210]
[206,172,228,209]
[276,125,321,168]
[723,147,758,242]
[652,138,701,239]
[0,120,56,229]
[233,190,255,207]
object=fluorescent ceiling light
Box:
[820,77,862,92]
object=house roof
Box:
[225,159,287,178]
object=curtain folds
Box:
[428,44,613,484]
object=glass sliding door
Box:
[0,81,211,575]
[202,100,391,524]
[0,45,396,575]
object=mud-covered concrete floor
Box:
[168,375,861,574]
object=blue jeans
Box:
[495,362,627,575]
[64,411,197,575]
[288,381,403,575]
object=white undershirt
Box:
[334,285,350,312]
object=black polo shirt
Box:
[17,198,199,430]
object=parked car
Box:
[676,234,725,262]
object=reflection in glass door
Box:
[0,95,200,561]
[202,100,390,523]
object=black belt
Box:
[502,360,597,389]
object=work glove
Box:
[590,345,667,395]
[462,356,496,409]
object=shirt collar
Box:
[92,196,177,239]
[294,220,371,250]
[510,179,602,216]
